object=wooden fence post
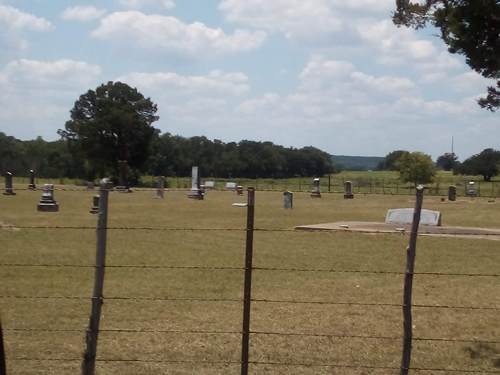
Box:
[82,181,110,375]
[400,185,424,375]
[0,319,6,375]
[241,187,255,375]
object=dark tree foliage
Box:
[436,152,458,171]
[377,150,410,170]
[393,0,500,111]
[146,133,335,178]
[58,81,159,178]
[456,148,500,181]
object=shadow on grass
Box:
[465,343,500,368]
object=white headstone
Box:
[385,208,442,226]
[191,166,199,191]
[204,181,215,189]
[225,182,237,190]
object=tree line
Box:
[0,131,334,180]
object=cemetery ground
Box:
[1,188,499,374]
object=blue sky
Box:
[0,0,497,159]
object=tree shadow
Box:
[464,343,500,368]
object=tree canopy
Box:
[396,152,436,185]
[436,152,458,171]
[58,81,159,179]
[377,150,410,170]
[393,0,500,111]
[456,148,500,181]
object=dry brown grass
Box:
[0,189,499,374]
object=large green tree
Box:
[436,152,458,171]
[394,0,500,111]
[58,81,159,178]
[396,152,436,185]
[457,148,500,181]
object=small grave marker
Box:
[236,186,244,195]
[385,208,441,226]
[204,181,215,190]
[466,181,477,197]
[28,169,36,190]
[90,195,99,214]
[344,181,354,199]
[37,184,59,212]
[3,172,15,196]
[283,191,293,209]
[448,185,456,201]
[311,178,321,198]
[155,176,165,199]
[225,182,237,191]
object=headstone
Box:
[115,160,131,192]
[344,180,354,199]
[37,184,59,212]
[204,181,215,190]
[283,191,293,209]
[311,178,321,198]
[466,181,477,197]
[28,170,36,190]
[448,185,457,201]
[3,172,15,195]
[187,166,203,200]
[236,185,244,195]
[385,208,442,226]
[155,176,165,199]
[225,182,237,191]
[90,195,99,214]
[86,181,95,190]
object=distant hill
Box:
[331,155,384,171]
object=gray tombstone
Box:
[225,182,237,191]
[188,166,203,200]
[156,176,165,199]
[90,195,99,214]
[28,170,36,190]
[37,184,59,212]
[311,178,321,198]
[204,181,215,190]
[236,185,244,196]
[115,160,131,192]
[86,181,95,190]
[344,180,354,199]
[466,181,477,197]
[3,172,15,195]
[448,185,457,201]
[283,191,293,209]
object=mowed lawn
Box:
[0,188,499,374]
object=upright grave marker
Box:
[344,180,354,199]
[28,169,36,190]
[310,178,321,198]
[37,184,59,212]
[448,185,457,201]
[155,176,165,199]
[187,166,203,200]
[115,160,131,192]
[283,191,293,209]
[3,172,15,195]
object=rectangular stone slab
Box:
[385,208,442,226]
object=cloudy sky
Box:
[0,0,497,159]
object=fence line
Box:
[2,187,499,374]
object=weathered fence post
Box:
[82,180,110,375]
[400,185,424,375]
[0,319,6,375]
[241,187,255,375]
[328,175,331,193]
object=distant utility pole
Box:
[451,136,454,154]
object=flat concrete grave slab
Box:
[385,208,441,226]
[295,221,500,240]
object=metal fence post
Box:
[400,185,424,375]
[241,187,255,375]
[82,181,110,375]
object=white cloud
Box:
[219,0,343,40]
[0,4,52,31]
[61,6,107,22]
[91,11,266,56]
[118,0,175,9]
[1,59,102,89]
[117,70,250,96]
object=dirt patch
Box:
[295,221,500,241]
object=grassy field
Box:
[1,188,499,374]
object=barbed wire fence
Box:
[1,185,499,374]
